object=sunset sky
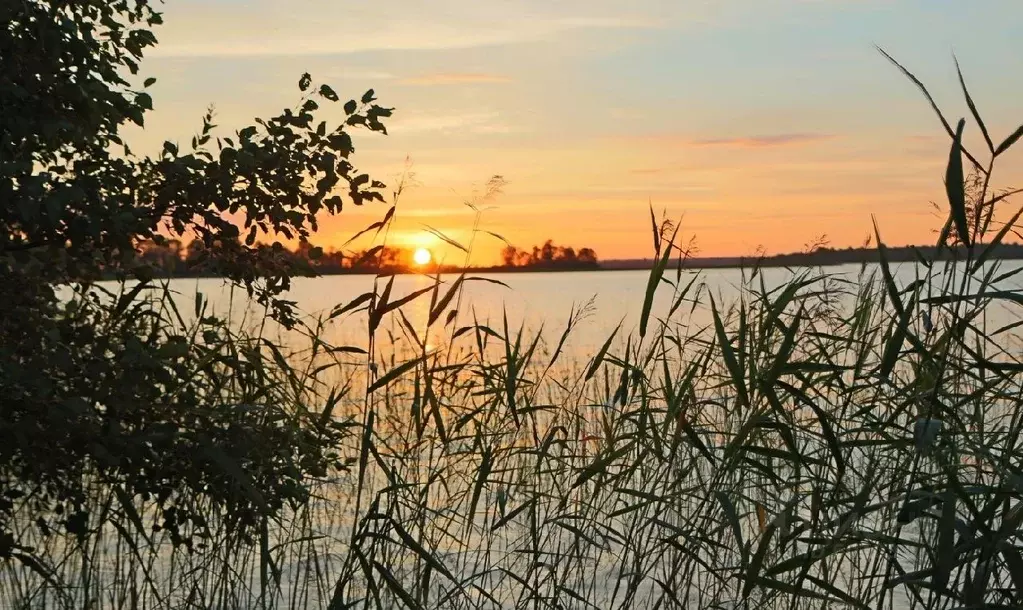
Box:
[132,0,1023,263]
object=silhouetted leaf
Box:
[585,321,622,381]
[423,225,467,253]
[367,356,423,393]
[318,84,339,102]
[996,123,1023,157]
[954,56,993,154]
[946,118,971,247]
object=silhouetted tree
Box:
[496,240,599,269]
[0,0,390,562]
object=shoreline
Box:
[105,253,1023,282]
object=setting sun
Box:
[413,247,432,266]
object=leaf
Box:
[467,447,492,529]
[344,100,357,115]
[330,292,373,319]
[710,295,748,407]
[362,89,376,104]
[996,123,1023,157]
[113,278,151,318]
[879,49,950,129]
[585,321,622,381]
[573,441,636,488]
[351,245,384,268]
[328,345,368,355]
[491,498,535,531]
[385,517,460,585]
[640,231,674,337]
[716,491,746,567]
[423,225,468,253]
[368,276,395,334]
[341,220,386,248]
[946,118,971,247]
[429,274,465,327]
[318,84,339,102]
[143,77,157,88]
[954,56,993,154]
[12,551,61,591]
[371,560,424,610]
[299,73,312,92]
[649,203,661,255]
[483,230,510,244]
[743,513,778,598]
[367,356,423,393]
[466,276,510,288]
[112,486,152,547]
[373,285,434,327]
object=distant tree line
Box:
[129,237,602,277]
[756,243,1023,268]
[133,237,420,277]
[499,239,598,270]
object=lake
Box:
[109,261,1023,359]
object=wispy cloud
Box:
[692,133,836,147]
[615,132,837,148]
[390,111,516,135]
[150,2,660,58]
[400,73,512,86]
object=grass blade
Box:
[368,356,423,393]
[946,118,971,247]
[954,55,993,154]
[995,123,1023,157]
[585,321,622,381]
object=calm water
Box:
[111,261,1023,357]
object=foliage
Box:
[135,239,420,276]
[501,239,599,269]
[0,0,389,572]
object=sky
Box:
[130,0,1023,263]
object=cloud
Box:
[149,2,660,58]
[615,132,837,149]
[390,111,516,134]
[400,73,512,86]
[692,133,836,147]
[629,167,677,175]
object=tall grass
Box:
[4,55,1023,610]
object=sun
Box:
[413,247,432,266]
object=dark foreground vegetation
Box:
[4,2,1023,610]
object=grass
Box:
[4,55,1023,610]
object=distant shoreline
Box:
[120,244,1023,281]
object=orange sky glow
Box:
[132,1,1023,265]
